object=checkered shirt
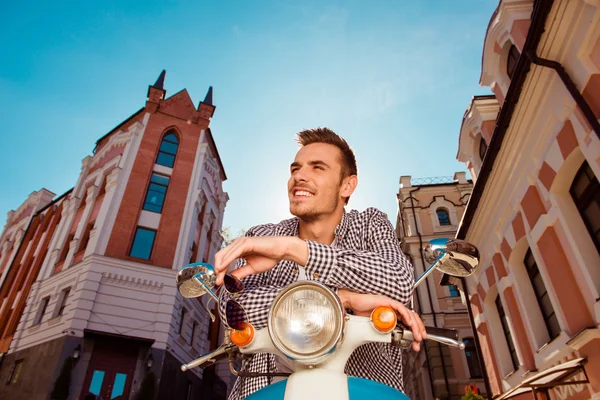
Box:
[219,207,414,399]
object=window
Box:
[449,285,460,297]
[191,321,198,346]
[507,44,520,79]
[156,132,179,168]
[56,288,71,317]
[524,249,560,340]
[143,174,170,213]
[464,338,483,378]
[178,308,187,335]
[437,208,451,226]
[189,241,198,265]
[6,359,23,385]
[479,136,488,161]
[79,223,94,252]
[129,228,156,260]
[34,297,50,325]
[58,233,74,263]
[570,162,600,254]
[496,296,519,371]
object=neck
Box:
[297,207,344,245]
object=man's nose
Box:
[293,166,309,182]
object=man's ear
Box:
[341,175,358,199]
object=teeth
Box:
[295,190,313,197]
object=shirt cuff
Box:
[305,240,337,282]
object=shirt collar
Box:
[288,209,349,242]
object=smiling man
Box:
[214,127,423,399]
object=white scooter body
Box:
[241,315,401,400]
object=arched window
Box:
[570,162,600,254]
[479,136,488,162]
[507,44,520,79]
[436,208,451,226]
[156,132,179,168]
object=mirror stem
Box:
[414,252,448,288]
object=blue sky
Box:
[0,0,496,236]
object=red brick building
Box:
[0,71,229,400]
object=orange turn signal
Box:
[371,306,397,333]
[230,322,255,347]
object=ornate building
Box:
[456,0,600,398]
[397,174,485,400]
[0,71,230,400]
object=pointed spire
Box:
[203,86,213,106]
[154,70,166,89]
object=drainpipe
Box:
[460,277,493,398]
[525,51,600,140]
[408,188,451,399]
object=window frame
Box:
[129,227,157,260]
[155,132,179,168]
[524,249,560,341]
[142,173,171,214]
[569,162,600,254]
[496,296,519,371]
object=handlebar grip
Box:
[424,326,459,341]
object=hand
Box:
[213,236,309,285]
[337,289,426,352]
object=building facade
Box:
[456,0,600,398]
[0,71,230,400]
[397,173,485,400]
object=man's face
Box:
[288,143,346,221]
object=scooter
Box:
[175,238,479,400]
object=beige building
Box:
[455,0,600,398]
[397,173,485,400]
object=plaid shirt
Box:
[219,207,414,399]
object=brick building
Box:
[0,71,230,400]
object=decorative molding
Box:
[100,272,164,292]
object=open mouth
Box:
[293,189,315,198]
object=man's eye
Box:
[314,166,323,170]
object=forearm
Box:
[304,241,414,305]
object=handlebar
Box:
[393,325,465,349]
[181,343,237,371]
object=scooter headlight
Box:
[268,281,344,364]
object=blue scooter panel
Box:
[245,377,411,400]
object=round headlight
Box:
[268,281,344,363]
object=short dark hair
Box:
[296,127,358,178]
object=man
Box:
[214,127,424,399]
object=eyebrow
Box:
[290,160,330,169]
